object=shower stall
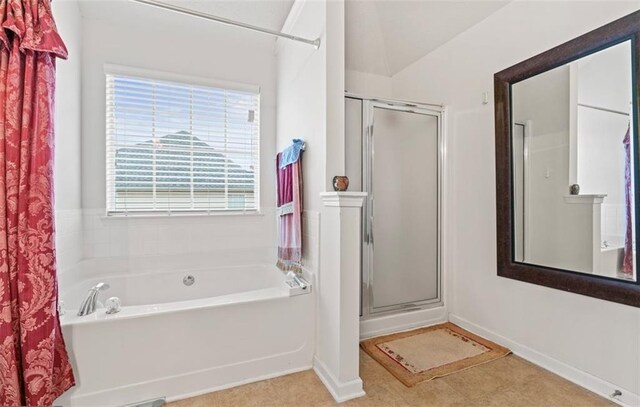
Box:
[345,95,445,334]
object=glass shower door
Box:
[364,103,441,315]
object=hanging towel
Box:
[276,149,303,272]
[279,139,306,168]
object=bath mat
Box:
[360,322,510,387]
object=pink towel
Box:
[276,152,303,272]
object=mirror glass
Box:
[511,40,636,281]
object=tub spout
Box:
[77,282,110,316]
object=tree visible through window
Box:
[106,72,260,214]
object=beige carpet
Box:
[361,322,511,387]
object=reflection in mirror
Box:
[511,40,636,281]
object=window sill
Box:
[101,210,264,220]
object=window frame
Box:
[103,64,262,217]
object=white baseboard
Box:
[449,314,639,407]
[313,357,366,403]
[165,364,312,404]
[360,305,447,339]
[61,348,313,406]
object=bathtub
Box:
[598,235,624,275]
[55,264,315,406]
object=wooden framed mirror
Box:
[494,11,640,307]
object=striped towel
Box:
[276,151,303,272]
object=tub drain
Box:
[183,275,195,286]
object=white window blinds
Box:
[106,73,260,214]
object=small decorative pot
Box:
[570,184,580,195]
[333,176,349,192]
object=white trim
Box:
[449,314,639,407]
[564,194,607,204]
[360,306,447,339]
[313,357,366,403]
[103,63,260,95]
[102,210,264,220]
[60,348,312,406]
[320,192,367,207]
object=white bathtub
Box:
[55,264,315,406]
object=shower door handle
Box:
[364,219,369,245]
[366,199,374,245]
[364,215,371,244]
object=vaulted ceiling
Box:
[346,0,511,76]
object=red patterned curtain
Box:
[0,0,75,405]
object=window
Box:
[106,70,260,214]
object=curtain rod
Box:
[130,0,321,49]
[577,103,629,117]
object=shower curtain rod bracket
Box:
[131,0,321,49]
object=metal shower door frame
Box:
[358,97,445,319]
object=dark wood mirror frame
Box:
[494,10,640,308]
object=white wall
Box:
[276,1,327,213]
[52,0,83,280]
[77,2,278,269]
[577,41,633,115]
[345,70,393,99]
[276,0,328,274]
[276,0,347,208]
[512,66,593,272]
[575,42,633,241]
[391,1,640,400]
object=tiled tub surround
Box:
[55,209,83,275]
[81,208,278,259]
[302,210,321,272]
[60,261,283,311]
[55,262,315,407]
[601,204,626,243]
[58,247,279,301]
[59,207,321,300]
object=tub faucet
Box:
[77,282,110,316]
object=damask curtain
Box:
[0,0,75,405]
